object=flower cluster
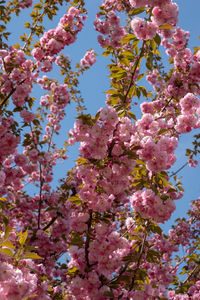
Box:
[131,17,158,40]
[129,0,178,41]
[32,7,86,72]
[94,10,125,48]
[18,0,33,8]
[0,262,37,300]
[0,48,35,107]
[130,189,176,223]
[80,49,96,66]
[1,0,200,298]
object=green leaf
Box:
[178,186,184,192]
[161,176,169,187]
[70,233,83,247]
[159,24,174,29]
[4,226,12,240]
[104,89,118,95]
[23,294,38,300]
[0,197,7,202]
[32,119,39,126]
[150,39,157,51]
[132,39,139,49]
[111,70,127,80]
[2,215,9,227]
[139,86,147,97]
[158,128,170,135]
[118,110,125,118]
[102,48,112,57]
[127,111,136,120]
[186,149,192,156]
[19,231,28,246]
[137,73,146,82]
[24,22,30,29]
[21,252,43,260]
[149,223,162,235]
[136,88,141,98]
[193,47,200,54]
[0,248,13,256]
[68,195,82,205]
[131,7,146,16]
[75,158,87,166]
[109,97,120,105]
[120,57,130,67]
[121,50,134,59]
[0,240,15,249]
[121,34,136,44]
[154,34,161,46]
[67,267,78,275]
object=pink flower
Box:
[179,93,200,114]
[20,110,36,123]
[18,0,33,8]
[80,49,96,66]
[131,17,158,40]
[14,154,28,167]
[152,2,179,26]
[31,47,44,61]
[0,170,6,187]
[129,0,149,8]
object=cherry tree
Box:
[0,0,200,299]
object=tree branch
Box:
[124,41,145,102]
[42,211,62,231]
[37,163,44,229]
[170,162,188,177]
[85,210,92,269]
[129,232,147,292]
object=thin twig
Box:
[170,162,188,178]
[42,211,62,231]
[124,41,145,101]
[0,78,26,110]
[129,232,147,292]
[183,265,199,284]
[22,0,55,51]
[85,211,92,268]
[37,162,44,229]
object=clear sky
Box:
[6,0,200,232]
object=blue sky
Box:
[5,0,200,232]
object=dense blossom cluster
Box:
[131,17,158,41]
[129,0,178,41]
[32,7,86,72]
[18,0,33,9]
[80,49,96,66]
[94,10,125,47]
[0,48,35,106]
[0,0,200,299]
[0,261,37,300]
[130,189,175,223]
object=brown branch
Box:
[102,261,130,288]
[37,163,44,229]
[129,232,147,292]
[107,121,120,158]
[183,265,199,285]
[22,0,55,52]
[85,210,92,269]
[0,78,26,110]
[155,97,174,121]
[124,41,145,102]
[42,211,62,231]
[170,162,188,178]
